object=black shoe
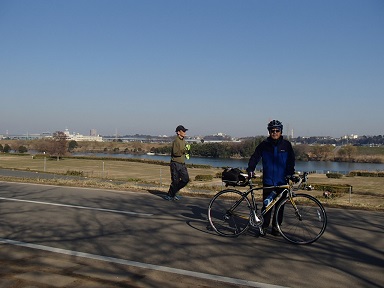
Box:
[271,227,280,236]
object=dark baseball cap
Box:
[175,125,188,132]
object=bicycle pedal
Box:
[259,228,267,236]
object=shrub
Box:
[66,170,84,176]
[312,183,352,193]
[195,174,213,181]
[326,172,343,179]
[348,170,384,177]
[3,144,11,153]
[18,145,28,153]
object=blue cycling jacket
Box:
[246,136,295,186]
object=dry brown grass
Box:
[0,154,219,184]
[304,173,384,210]
[1,154,383,211]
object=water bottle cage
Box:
[265,198,276,209]
[264,191,283,210]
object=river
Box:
[73,153,384,174]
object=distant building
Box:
[64,129,103,142]
[202,133,235,143]
[90,129,98,137]
[342,134,359,140]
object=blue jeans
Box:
[168,161,189,197]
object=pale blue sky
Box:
[1,0,383,138]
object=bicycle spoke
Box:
[276,194,327,244]
[208,189,250,237]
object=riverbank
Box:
[0,154,383,211]
[2,139,384,165]
[70,152,384,173]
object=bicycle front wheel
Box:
[275,193,327,244]
[208,189,251,237]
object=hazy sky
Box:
[1,0,383,138]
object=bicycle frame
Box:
[230,174,305,223]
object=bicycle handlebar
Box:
[244,171,308,190]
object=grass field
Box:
[357,146,384,155]
[1,154,383,211]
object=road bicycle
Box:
[207,171,327,244]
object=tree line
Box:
[153,138,366,162]
[152,137,265,158]
[0,131,70,159]
[153,138,382,163]
[295,135,384,146]
[1,134,383,163]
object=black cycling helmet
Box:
[267,120,283,131]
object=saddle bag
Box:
[222,167,247,187]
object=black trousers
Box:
[262,187,286,229]
[168,161,189,197]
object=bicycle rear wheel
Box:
[208,189,251,237]
[275,193,327,244]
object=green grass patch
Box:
[356,146,384,156]
[195,174,214,181]
[66,170,84,176]
[326,172,343,179]
[349,170,384,177]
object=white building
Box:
[64,129,103,142]
[342,134,359,140]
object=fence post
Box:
[349,186,352,203]
[160,167,162,187]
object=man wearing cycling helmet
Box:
[246,120,296,236]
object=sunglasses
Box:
[269,129,281,133]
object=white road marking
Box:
[0,197,153,217]
[0,238,288,288]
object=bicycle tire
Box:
[208,189,251,237]
[275,193,327,244]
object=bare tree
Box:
[310,145,334,161]
[10,140,23,152]
[293,144,310,161]
[47,131,68,160]
[31,139,52,153]
[337,144,357,161]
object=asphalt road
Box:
[0,180,383,288]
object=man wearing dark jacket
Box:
[246,120,295,236]
[164,125,190,201]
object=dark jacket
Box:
[247,136,295,186]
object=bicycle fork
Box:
[249,208,265,236]
[249,208,263,227]
[249,193,264,228]
[289,197,303,221]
